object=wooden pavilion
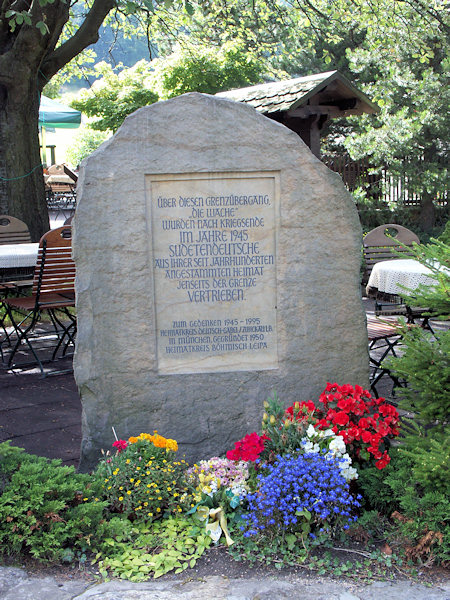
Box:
[216,70,379,158]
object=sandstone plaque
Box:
[73,93,369,471]
[149,171,278,374]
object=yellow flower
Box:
[126,459,131,464]
[156,507,161,512]
[130,478,135,482]
[127,490,132,495]
[119,496,123,501]
[128,436,138,444]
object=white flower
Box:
[301,440,320,453]
[306,424,316,438]
[301,440,314,452]
[321,428,335,439]
[341,466,359,481]
[328,435,346,455]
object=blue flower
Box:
[241,453,359,541]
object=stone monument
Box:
[73,93,369,471]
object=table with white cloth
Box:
[0,242,39,282]
[366,258,437,297]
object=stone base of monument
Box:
[73,93,369,471]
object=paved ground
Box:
[0,359,81,467]
[0,565,449,600]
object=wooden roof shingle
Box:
[216,70,379,116]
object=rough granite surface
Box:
[73,92,369,471]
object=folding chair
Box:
[0,226,76,376]
[0,216,35,347]
[367,316,406,398]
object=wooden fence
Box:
[323,154,448,207]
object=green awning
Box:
[39,95,81,129]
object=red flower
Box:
[315,383,399,469]
[333,411,350,426]
[375,453,390,469]
[113,439,128,453]
[285,400,316,420]
[361,430,372,443]
[227,432,270,462]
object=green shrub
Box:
[357,444,450,564]
[0,442,105,562]
[387,328,450,426]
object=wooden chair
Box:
[0,215,31,245]
[363,224,421,318]
[0,226,76,376]
[362,224,419,285]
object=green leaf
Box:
[185,0,194,15]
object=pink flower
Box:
[113,439,128,453]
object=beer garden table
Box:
[0,242,38,282]
[366,258,440,297]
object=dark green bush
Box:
[387,328,450,426]
[358,442,450,564]
[0,442,106,562]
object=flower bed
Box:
[1,382,448,580]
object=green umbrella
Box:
[39,95,81,129]
[39,96,81,167]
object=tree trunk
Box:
[419,194,436,234]
[0,82,49,241]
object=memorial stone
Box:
[73,93,369,471]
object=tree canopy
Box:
[71,40,267,132]
[0,0,448,238]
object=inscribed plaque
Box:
[147,171,279,374]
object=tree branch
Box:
[40,0,117,81]
[6,0,68,75]
[404,0,450,34]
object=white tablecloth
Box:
[366,259,436,296]
[0,243,39,269]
